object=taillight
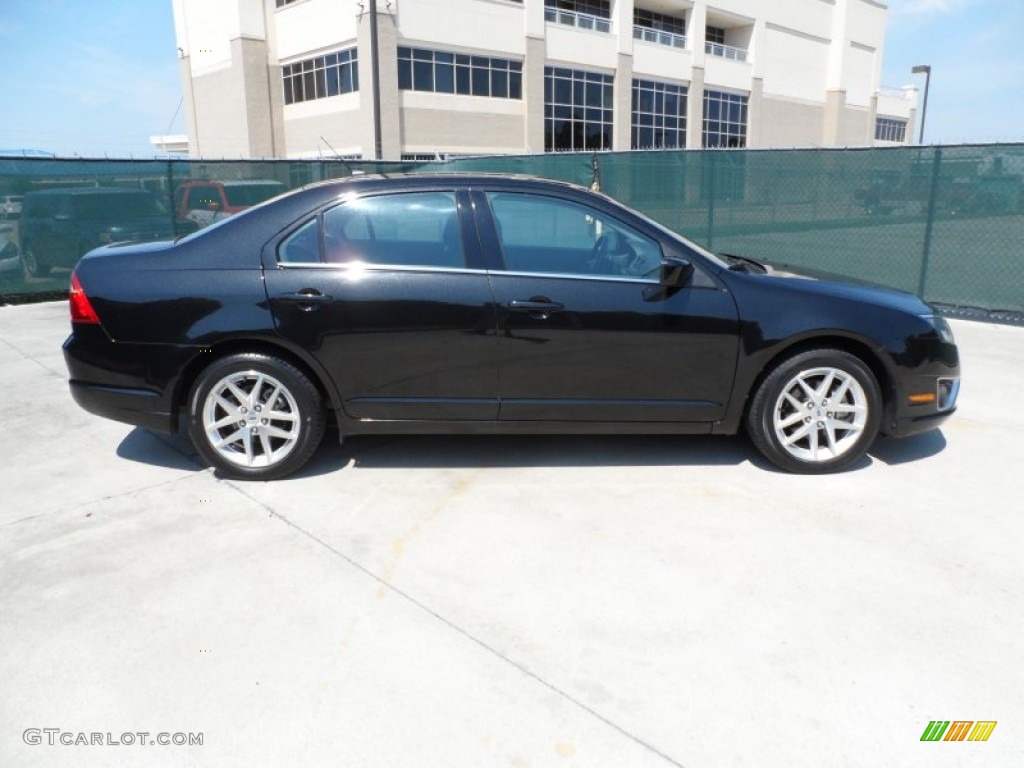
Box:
[69,272,100,325]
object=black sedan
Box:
[63,174,960,479]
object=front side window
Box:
[486,192,662,279]
[322,191,464,268]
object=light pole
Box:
[912,65,932,144]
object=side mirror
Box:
[659,256,693,287]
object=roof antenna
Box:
[319,135,359,176]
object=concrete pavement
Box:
[1,301,1022,767]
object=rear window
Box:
[223,183,286,207]
[72,193,164,220]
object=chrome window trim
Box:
[276,261,659,285]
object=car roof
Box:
[25,187,153,197]
[180,179,285,186]
[300,172,587,194]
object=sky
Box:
[0,0,1022,157]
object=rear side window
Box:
[187,186,218,209]
[279,219,320,264]
[321,191,464,268]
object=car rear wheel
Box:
[187,353,325,480]
[746,349,881,474]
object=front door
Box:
[477,190,740,423]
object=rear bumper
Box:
[69,380,176,433]
[63,327,196,434]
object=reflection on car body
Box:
[62,174,960,480]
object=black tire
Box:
[187,353,325,480]
[22,244,47,279]
[746,349,882,474]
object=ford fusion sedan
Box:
[63,175,960,480]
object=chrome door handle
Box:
[278,289,333,311]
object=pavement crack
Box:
[224,480,686,768]
[0,333,66,378]
[1,473,204,527]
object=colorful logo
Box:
[921,721,997,742]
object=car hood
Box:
[756,262,933,315]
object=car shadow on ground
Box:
[115,426,947,480]
[116,428,203,471]
[296,433,758,478]
[867,430,947,465]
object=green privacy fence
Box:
[2,145,1023,314]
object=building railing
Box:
[705,41,748,62]
[633,26,688,49]
[545,7,612,34]
[879,85,914,100]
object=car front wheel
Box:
[746,349,882,474]
[187,353,325,480]
[22,245,46,279]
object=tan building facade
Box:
[172,0,917,159]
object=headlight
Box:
[924,315,956,345]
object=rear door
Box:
[474,188,740,423]
[264,187,500,421]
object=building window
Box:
[398,47,522,99]
[283,48,358,105]
[632,79,687,149]
[875,117,907,142]
[544,66,614,152]
[706,26,726,45]
[275,0,299,7]
[703,90,747,148]
[634,8,685,35]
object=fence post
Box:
[165,160,176,235]
[707,151,716,250]
[917,146,942,299]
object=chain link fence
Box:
[2,145,1022,314]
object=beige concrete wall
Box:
[836,103,872,146]
[355,7,402,160]
[613,53,633,151]
[757,95,825,148]
[524,36,546,153]
[686,66,705,149]
[179,55,200,156]
[190,54,253,158]
[399,108,524,155]
[236,37,277,158]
